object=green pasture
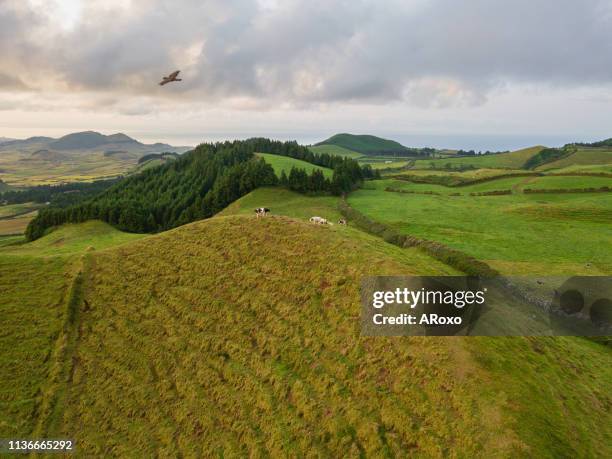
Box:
[413,146,545,170]
[308,144,363,159]
[348,188,612,274]
[256,153,333,179]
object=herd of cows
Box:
[254,207,346,226]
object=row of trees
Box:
[280,161,379,195]
[0,178,121,207]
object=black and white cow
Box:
[338,219,347,225]
[255,207,270,217]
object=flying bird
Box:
[159,70,182,86]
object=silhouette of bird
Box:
[159,70,182,86]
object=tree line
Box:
[0,178,121,207]
[25,138,372,240]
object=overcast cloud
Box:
[1,0,612,147]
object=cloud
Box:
[1,0,612,110]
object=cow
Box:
[338,219,347,225]
[254,207,270,217]
[310,216,331,225]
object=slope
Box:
[28,216,611,457]
[1,215,610,456]
[256,152,333,178]
[0,221,146,438]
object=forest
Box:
[25,139,372,240]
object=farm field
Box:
[536,147,612,171]
[521,175,611,190]
[413,146,545,170]
[358,157,412,169]
[256,153,333,178]
[308,144,363,159]
[348,187,612,275]
[1,216,609,456]
[0,150,132,186]
[0,202,44,235]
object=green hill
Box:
[316,133,411,156]
[1,215,610,456]
[256,152,333,178]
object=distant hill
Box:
[0,131,191,155]
[316,133,413,156]
[0,137,15,145]
[49,131,140,150]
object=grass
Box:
[537,147,612,171]
[0,211,610,456]
[308,144,363,159]
[0,202,44,235]
[0,220,144,257]
[348,187,612,274]
[521,175,612,190]
[256,153,333,178]
[0,221,146,438]
[413,146,545,170]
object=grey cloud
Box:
[1,0,612,108]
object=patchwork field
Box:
[1,216,609,457]
[0,202,43,235]
[351,176,612,275]
[0,150,133,186]
[256,153,333,178]
[413,146,545,170]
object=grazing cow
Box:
[310,216,331,225]
[338,219,347,225]
[254,207,270,217]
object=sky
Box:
[1,0,612,150]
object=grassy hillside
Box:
[413,146,545,170]
[0,221,146,438]
[1,216,609,456]
[256,153,333,178]
[316,133,410,155]
[536,147,612,171]
[308,144,363,159]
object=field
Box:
[535,147,612,171]
[0,202,43,235]
[256,153,333,178]
[0,150,133,186]
[413,146,545,170]
[308,144,363,159]
[350,182,612,274]
[0,214,609,456]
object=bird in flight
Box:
[159,70,182,86]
